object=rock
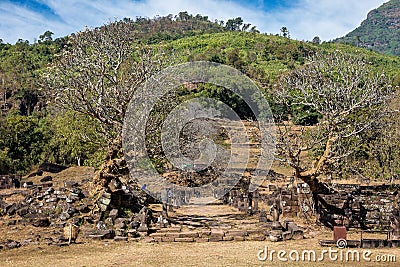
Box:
[28,170,43,177]
[59,212,70,221]
[6,203,17,216]
[115,229,126,236]
[40,176,53,183]
[114,221,126,230]
[137,224,149,236]
[100,197,111,206]
[31,218,51,227]
[127,229,138,238]
[98,229,115,239]
[99,204,108,212]
[38,163,67,173]
[114,236,128,242]
[269,229,283,242]
[67,206,78,216]
[259,209,268,222]
[109,209,119,220]
[282,231,293,241]
[96,221,108,231]
[77,204,90,213]
[16,206,30,217]
[129,221,140,229]
[4,240,21,250]
[64,181,79,188]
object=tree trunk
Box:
[297,135,338,194]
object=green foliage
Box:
[189,83,255,119]
[45,110,107,168]
[0,112,52,174]
[165,31,313,85]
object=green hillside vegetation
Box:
[165,31,400,85]
[0,14,399,180]
[335,0,400,56]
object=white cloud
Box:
[0,0,389,43]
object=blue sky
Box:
[0,0,389,43]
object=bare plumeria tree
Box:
[274,51,395,194]
[43,20,167,140]
[42,21,171,192]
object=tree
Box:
[312,36,321,45]
[46,110,107,167]
[242,23,251,32]
[43,21,167,139]
[42,20,170,191]
[0,112,51,174]
[274,51,394,193]
[250,26,260,33]
[280,26,290,38]
[225,17,243,31]
[39,30,54,43]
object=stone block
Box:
[198,230,211,237]
[226,230,246,237]
[98,229,115,239]
[164,232,180,238]
[282,231,293,241]
[149,232,166,237]
[223,236,234,241]
[178,232,199,238]
[157,227,181,233]
[175,237,194,242]
[233,236,245,241]
[109,209,119,220]
[114,236,128,242]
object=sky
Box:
[0,0,390,44]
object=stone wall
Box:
[225,179,400,230]
[317,184,400,230]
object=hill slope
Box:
[335,0,400,56]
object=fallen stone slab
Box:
[97,229,115,239]
[114,236,128,242]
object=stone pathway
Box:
[146,203,271,243]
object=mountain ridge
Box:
[335,0,400,56]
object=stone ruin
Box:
[0,175,21,189]
[1,159,399,249]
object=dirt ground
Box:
[1,236,400,267]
